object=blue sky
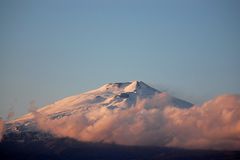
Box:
[1,0,240,118]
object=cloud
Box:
[31,94,240,150]
[164,94,240,150]
[0,118,4,141]
[7,111,15,121]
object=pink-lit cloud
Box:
[0,118,4,141]
[31,94,240,150]
[164,94,240,150]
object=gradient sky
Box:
[1,0,240,118]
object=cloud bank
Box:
[0,118,4,141]
[32,94,240,150]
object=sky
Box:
[0,0,240,118]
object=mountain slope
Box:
[4,82,240,150]
[10,81,192,124]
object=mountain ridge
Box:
[3,82,240,151]
[9,81,192,124]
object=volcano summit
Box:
[9,81,192,124]
[3,81,240,151]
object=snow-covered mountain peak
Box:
[9,81,193,125]
[124,80,146,92]
[91,80,159,95]
[124,81,159,94]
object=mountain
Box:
[6,81,193,134]
[3,81,193,147]
[2,81,240,160]
[8,81,192,125]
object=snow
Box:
[8,81,193,126]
